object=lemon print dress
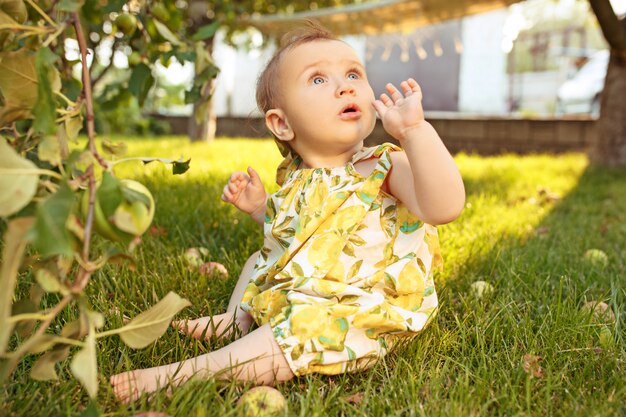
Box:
[240,143,442,376]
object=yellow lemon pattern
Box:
[240,144,441,376]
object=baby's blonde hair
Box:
[256,20,337,114]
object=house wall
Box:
[458,9,509,114]
[151,114,596,155]
[508,70,562,114]
[365,20,462,112]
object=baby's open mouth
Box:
[340,104,361,115]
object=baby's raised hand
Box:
[372,78,425,142]
[221,167,266,216]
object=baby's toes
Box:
[110,372,133,402]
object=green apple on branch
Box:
[81,172,155,244]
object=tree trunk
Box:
[589,49,626,167]
[188,78,217,143]
[588,1,626,167]
[187,0,216,143]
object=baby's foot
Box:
[110,367,167,403]
[172,317,222,340]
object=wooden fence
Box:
[151,114,597,155]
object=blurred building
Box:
[211,8,509,117]
[207,0,613,119]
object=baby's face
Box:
[276,40,376,161]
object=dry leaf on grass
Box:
[149,225,167,236]
[522,354,544,378]
[345,392,365,404]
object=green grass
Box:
[3,136,625,417]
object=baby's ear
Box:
[265,109,294,142]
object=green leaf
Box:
[172,158,190,175]
[12,298,37,337]
[27,334,61,355]
[101,0,125,13]
[38,135,62,166]
[30,345,70,381]
[153,20,181,45]
[0,49,37,125]
[184,85,201,104]
[101,140,127,157]
[35,268,61,293]
[115,291,190,349]
[29,182,74,258]
[192,21,220,41]
[0,217,34,354]
[120,185,149,206]
[70,327,98,398]
[57,0,85,12]
[128,63,154,106]
[194,41,215,75]
[0,11,16,49]
[84,309,104,329]
[0,0,27,23]
[348,234,367,246]
[348,259,363,280]
[0,139,39,216]
[33,47,60,135]
[65,115,83,141]
[97,171,123,218]
[342,241,355,257]
[291,262,304,277]
[139,157,190,175]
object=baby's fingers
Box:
[385,83,404,103]
[400,80,413,96]
[221,184,237,203]
[407,78,421,93]
[228,171,248,185]
[228,180,244,194]
[247,167,263,188]
[372,99,388,117]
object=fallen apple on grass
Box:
[582,301,615,323]
[183,247,209,268]
[236,386,287,417]
[199,262,229,280]
[470,280,494,298]
[583,249,608,268]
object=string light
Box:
[454,35,463,54]
[380,40,392,62]
[413,38,428,60]
[433,39,443,57]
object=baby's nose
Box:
[337,83,355,97]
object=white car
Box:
[556,50,609,117]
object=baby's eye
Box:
[312,76,325,85]
[347,73,360,80]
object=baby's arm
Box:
[221,167,267,225]
[372,79,465,225]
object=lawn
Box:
[3,136,625,417]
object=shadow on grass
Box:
[381,163,626,416]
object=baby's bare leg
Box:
[173,251,258,340]
[110,323,294,403]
